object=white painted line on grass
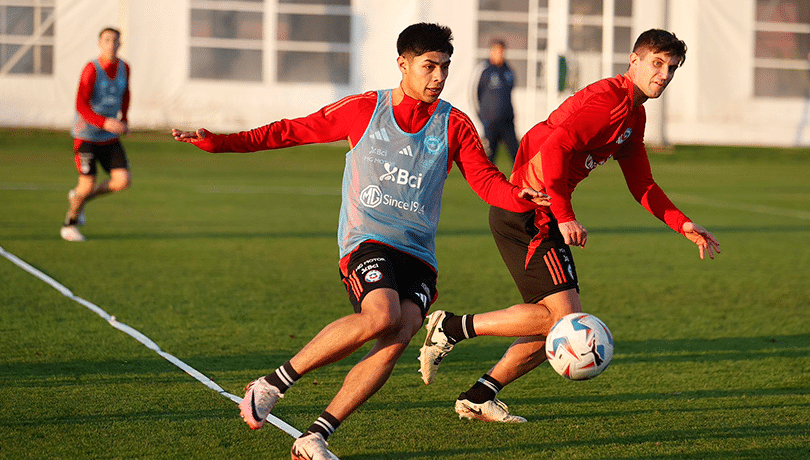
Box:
[0,183,68,191]
[0,245,303,440]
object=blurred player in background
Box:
[419,29,721,422]
[62,27,131,242]
[474,39,519,167]
[173,23,549,460]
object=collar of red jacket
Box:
[393,89,438,134]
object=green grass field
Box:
[1,128,808,459]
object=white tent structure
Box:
[1,0,809,147]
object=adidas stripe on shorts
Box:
[489,206,579,304]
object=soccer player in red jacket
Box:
[419,29,721,422]
[62,27,131,242]
[173,23,549,460]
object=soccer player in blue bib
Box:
[174,23,550,460]
[62,27,132,242]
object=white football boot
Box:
[238,377,283,430]
[60,225,86,242]
[291,432,340,460]
[418,310,455,384]
[454,398,527,423]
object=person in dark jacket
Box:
[475,39,518,166]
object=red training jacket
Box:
[194,90,537,214]
[511,74,690,240]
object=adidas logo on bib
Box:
[369,128,390,142]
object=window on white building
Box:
[476,0,632,91]
[189,0,264,81]
[0,0,55,76]
[754,0,810,98]
[477,0,540,89]
[276,0,351,84]
[189,0,351,84]
[567,0,632,89]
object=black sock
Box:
[305,411,341,440]
[459,374,503,404]
[264,361,300,394]
[442,313,477,344]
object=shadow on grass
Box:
[1,406,237,429]
[2,334,808,459]
[3,224,810,242]
[0,350,294,389]
[411,334,810,369]
[344,433,810,460]
[615,334,810,362]
[3,334,806,383]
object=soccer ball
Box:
[545,312,613,380]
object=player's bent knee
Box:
[360,310,402,340]
[110,178,131,192]
[108,169,131,192]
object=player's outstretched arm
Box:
[682,222,721,260]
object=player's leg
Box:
[471,288,580,338]
[420,207,577,382]
[239,287,403,430]
[290,298,421,458]
[291,247,434,457]
[483,122,499,163]
[452,293,580,422]
[503,118,519,163]
[419,301,555,384]
[288,289,419,460]
[62,142,97,241]
[90,167,131,198]
[453,209,580,421]
[239,243,420,431]
[87,141,131,200]
[452,335,545,423]
[290,287,406,374]
[483,289,581,385]
[68,174,95,219]
[449,289,579,420]
[321,295,423,420]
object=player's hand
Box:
[558,220,587,248]
[682,222,720,260]
[172,128,207,143]
[518,187,551,206]
[103,118,129,136]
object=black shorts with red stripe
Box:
[339,241,437,317]
[489,206,579,304]
[73,140,128,176]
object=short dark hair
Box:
[632,29,687,66]
[397,23,454,58]
[99,27,121,39]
